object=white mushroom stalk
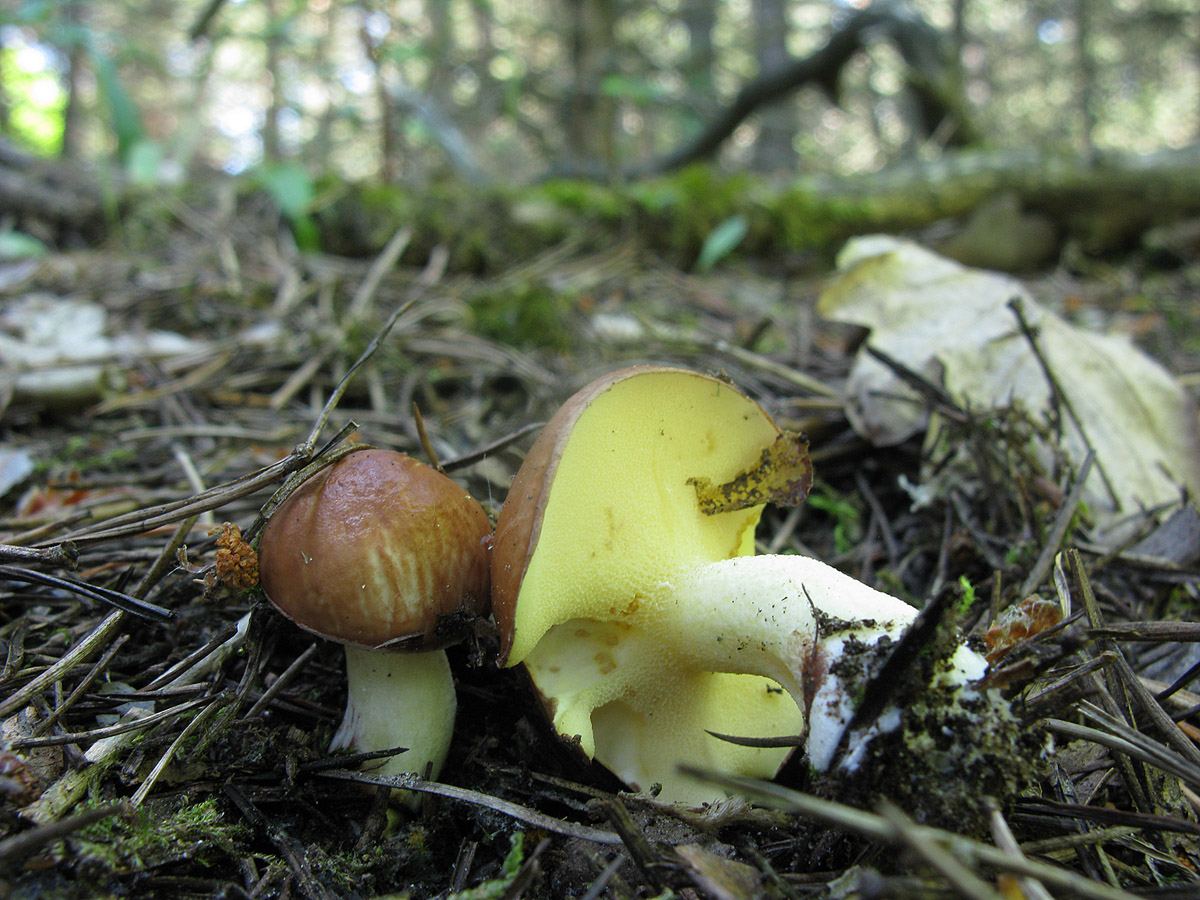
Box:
[523,554,987,799]
[493,366,1000,806]
[332,646,457,782]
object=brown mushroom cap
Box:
[259,448,492,650]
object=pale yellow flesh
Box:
[525,555,920,803]
[510,372,805,801]
[509,373,780,664]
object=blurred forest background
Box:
[7,4,1200,897]
[2,0,1199,268]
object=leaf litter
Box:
[1,200,1199,898]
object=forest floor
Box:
[2,188,1200,899]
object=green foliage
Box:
[805,483,863,555]
[533,179,631,220]
[45,435,137,474]
[0,43,66,154]
[255,163,320,250]
[600,73,664,106]
[628,166,772,263]
[956,575,977,616]
[89,47,144,165]
[696,214,749,270]
[0,228,47,260]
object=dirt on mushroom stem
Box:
[796,623,1044,834]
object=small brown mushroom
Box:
[258,448,491,785]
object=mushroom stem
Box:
[524,554,986,798]
[332,645,456,784]
[656,555,919,695]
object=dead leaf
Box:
[818,236,1200,546]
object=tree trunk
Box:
[262,0,284,161]
[307,0,338,171]
[60,0,87,159]
[640,1,975,177]
[561,0,619,174]
[426,0,456,110]
[359,5,400,182]
[679,0,717,106]
[1075,0,1097,159]
[751,0,797,172]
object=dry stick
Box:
[441,420,545,472]
[241,642,318,720]
[1051,757,1121,888]
[223,783,335,900]
[711,338,841,398]
[9,696,209,749]
[5,515,200,824]
[306,296,420,450]
[1046,716,1200,793]
[1078,701,1200,788]
[269,350,332,411]
[1006,297,1119,510]
[3,509,91,548]
[244,293,426,543]
[0,802,127,864]
[30,633,130,738]
[1022,650,1117,716]
[854,469,899,566]
[171,443,215,528]
[1,513,196,720]
[48,455,296,547]
[1019,827,1140,857]
[345,225,413,320]
[598,798,673,892]
[142,622,243,692]
[0,565,172,620]
[1092,621,1200,642]
[578,852,629,900]
[877,800,1006,900]
[1017,796,1200,838]
[1019,452,1093,596]
[0,610,126,720]
[1109,651,1200,769]
[677,768,1145,900]
[499,837,551,900]
[319,769,623,846]
[1068,549,1155,813]
[22,611,249,824]
[412,401,442,471]
[990,806,1056,900]
[131,694,230,806]
[0,542,77,566]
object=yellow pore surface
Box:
[508,370,780,665]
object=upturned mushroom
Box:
[258,448,492,786]
[492,366,991,805]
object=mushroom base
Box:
[332,646,456,791]
[516,555,1008,807]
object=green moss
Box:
[36,436,137,475]
[73,797,246,878]
[468,283,577,352]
